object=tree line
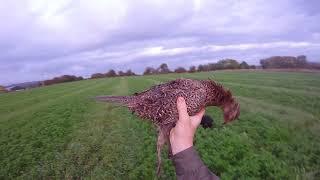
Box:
[142,55,319,76]
[143,59,255,75]
[38,55,320,86]
[260,55,307,69]
[1,55,319,92]
[260,55,320,69]
[40,59,255,86]
[39,69,136,87]
[90,69,135,79]
[42,75,84,86]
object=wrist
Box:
[171,142,193,155]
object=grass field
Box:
[1,71,320,179]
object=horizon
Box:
[1,0,320,85]
[3,57,318,87]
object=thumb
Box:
[176,97,189,123]
[190,108,205,128]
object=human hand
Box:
[170,97,205,155]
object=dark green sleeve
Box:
[172,146,219,180]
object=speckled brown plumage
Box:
[96,78,240,175]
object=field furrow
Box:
[1,71,319,179]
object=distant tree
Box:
[260,55,308,69]
[307,62,320,69]
[196,59,258,72]
[216,59,240,69]
[297,55,306,61]
[198,64,209,72]
[189,66,196,73]
[125,69,136,76]
[197,65,204,72]
[143,67,157,75]
[117,70,135,76]
[43,75,83,85]
[239,61,250,69]
[174,67,187,73]
[105,69,117,77]
[260,59,268,69]
[118,71,126,76]
[157,63,171,74]
[76,76,84,81]
[208,63,219,71]
[249,65,256,69]
[297,55,307,68]
[90,73,105,79]
[0,86,8,93]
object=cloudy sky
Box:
[1,0,320,85]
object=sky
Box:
[1,0,320,85]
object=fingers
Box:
[190,108,205,127]
[176,97,189,123]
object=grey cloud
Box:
[0,0,320,85]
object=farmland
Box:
[1,71,320,179]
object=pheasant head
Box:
[203,79,240,124]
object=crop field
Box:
[1,71,320,179]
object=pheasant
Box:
[96,78,240,175]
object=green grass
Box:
[1,71,320,179]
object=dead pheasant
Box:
[96,78,240,175]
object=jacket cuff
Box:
[172,146,205,175]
